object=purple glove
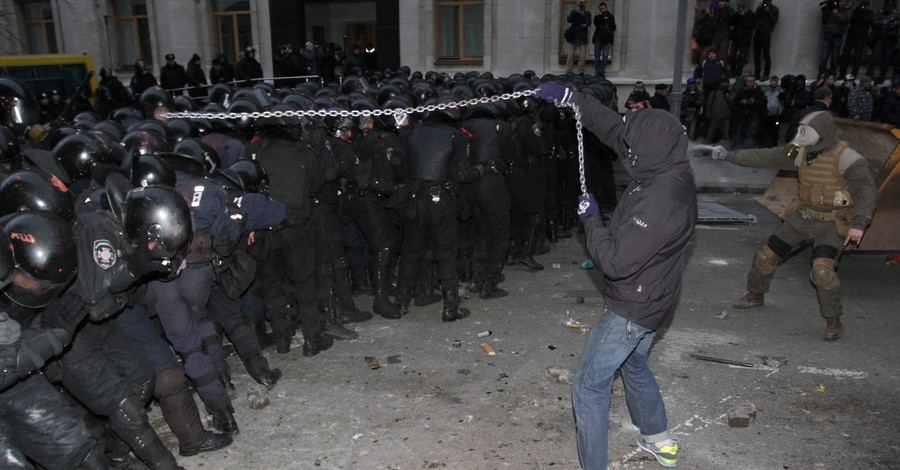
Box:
[535,82,573,104]
[577,193,601,222]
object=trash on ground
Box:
[451,340,462,348]
[552,263,561,269]
[816,383,826,392]
[580,259,594,269]
[481,343,496,356]
[547,345,557,350]
[546,365,574,384]
[351,433,364,441]
[364,356,381,369]
[387,355,402,364]
[715,311,728,319]
[565,319,582,328]
[477,330,492,338]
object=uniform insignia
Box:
[191,185,204,207]
[93,240,117,269]
[632,217,648,229]
[532,124,542,137]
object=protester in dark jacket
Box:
[535,81,696,470]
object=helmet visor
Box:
[4,267,73,308]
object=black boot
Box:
[466,280,483,294]
[110,396,182,470]
[323,301,359,340]
[350,265,374,296]
[334,295,373,323]
[371,248,402,319]
[246,355,282,390]
[302,333,334,357]
[516,255,544,271]
[441,283,471,322]
[414,266,442,306]
[179,430,233,457]
[206,403,239,437]
[275,333,292,354]
[479,282,509,300]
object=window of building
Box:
[435,0,483,64]
[21,1,57,54]
[113,0,152,69]
[214,0,251,63]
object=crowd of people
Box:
[0,65,627,469]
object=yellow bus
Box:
[0,54,99,105]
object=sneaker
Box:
[637,437,678,468]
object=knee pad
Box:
[752,245,781,274]
[810,258,839,289]
[112,395,147,431]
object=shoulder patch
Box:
[93,239,117,269]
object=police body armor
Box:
[404,123,458,184]
[175,176,215,264]
[462,117,510,168]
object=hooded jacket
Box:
[570,93,698,330]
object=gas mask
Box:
[791,124,820,148]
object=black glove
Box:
[40,292,87,335]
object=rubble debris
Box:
[546,365,575,384]
[247,387,270,410]
[727,402,757,428]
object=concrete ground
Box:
[171,193,900,470]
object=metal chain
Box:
[162,88,588,197]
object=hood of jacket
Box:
[619,108,690,185]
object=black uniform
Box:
[130,70,158,100]
[459,115,512,295]
[395,119,480,319]
[160,63,189,95]
[248,130,331,354]
[344,125,405,318]
[507,112,549,270]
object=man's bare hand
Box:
[844,228,864,247]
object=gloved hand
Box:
[356,175,372,191]
[127,241,174,279]
[577,193,601,222]
[40,293,87,334]
[710,145,729,160]
[535,82,573,104]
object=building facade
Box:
[1,0,829,85]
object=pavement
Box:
[171,192,900,470]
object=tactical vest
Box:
[798,141,853,212]
[175,177,212,264]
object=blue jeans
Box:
[819,34,843,75]
[572,309,670,470]
[594,42,612,77]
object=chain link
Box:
[162,89,588,196]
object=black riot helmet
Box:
[0,168,75,221]
[53,132,115,182]
[129,154,176,187]
[111,107,144,128]
[425,95,461,123]
[323,109,357,137]
[208,83,234,106]
[138,87,174,119]
[170,137,220,174]
[172,95,198,112]
[377,84,403,106]
[121,129,171,156]
[216,159,269,194]
[513,82,539,114]
[226,99,262,133]
[465,100,499,120]
[92,120,126,141]
[123,185,192,273]
[166,119,198,142]
[0,125,21,163]
[0,77,41,137]
[382,98,413,131]
[0,211,77,308]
